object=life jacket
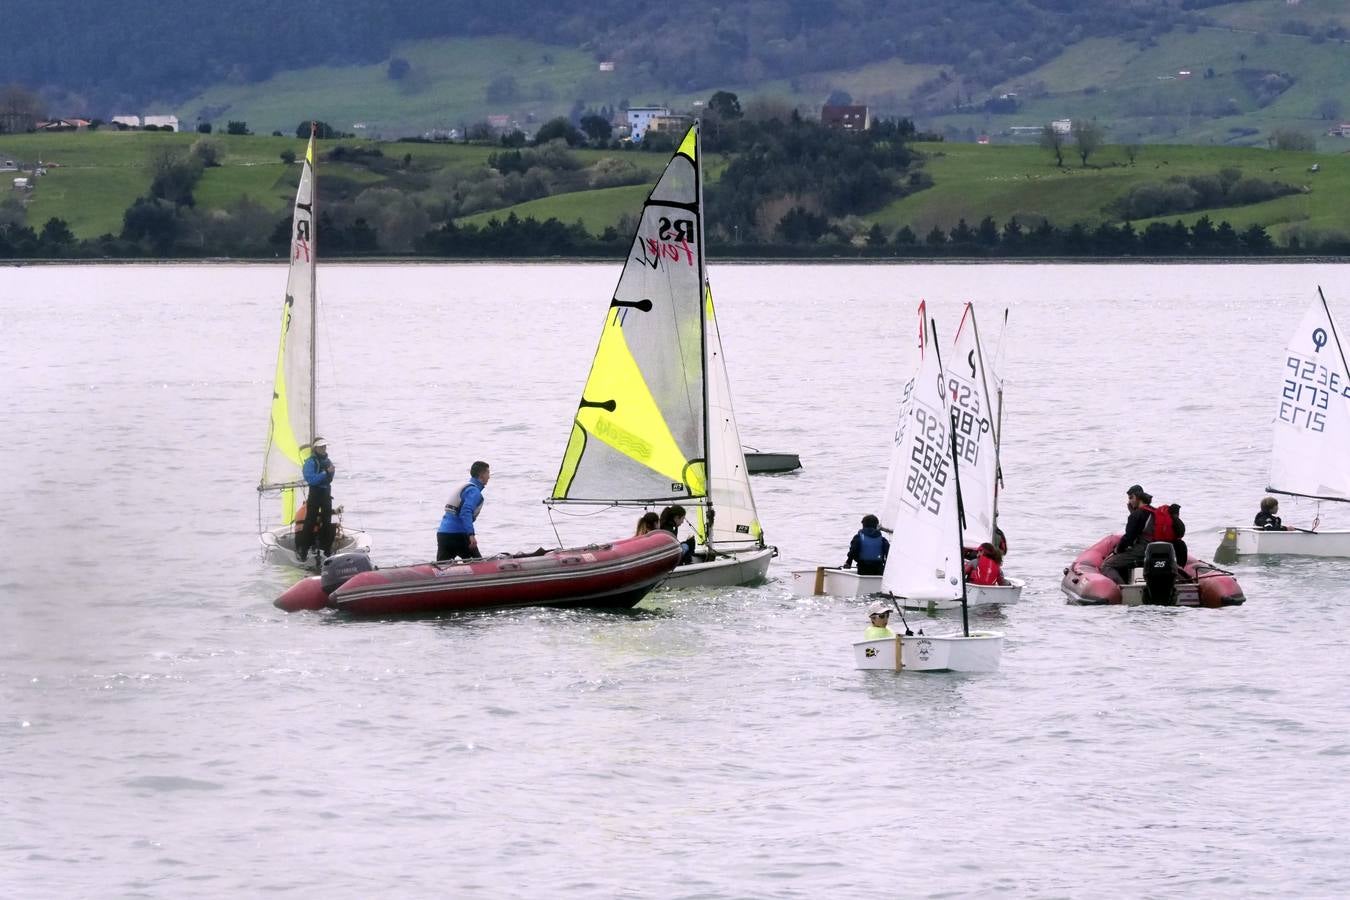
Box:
[1151,503,1176,542]
[856,528,886,562]
[293,502,308,533]
[444,481,484,521]
[968,555,1001,586]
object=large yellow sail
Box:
[550,125,707,504]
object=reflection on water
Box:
[5,262,1350,896]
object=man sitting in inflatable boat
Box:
[1103,484,1187,584]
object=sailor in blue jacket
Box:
[845,514,890,576]
[437,460,490,561]
[296,437,336,561]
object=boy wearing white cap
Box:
[864,600,895,639]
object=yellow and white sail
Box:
[550,124,762,549]
[258,132,317,524]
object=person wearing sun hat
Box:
[296,436,336,561]
[864,600,896,639]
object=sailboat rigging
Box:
[545,123,773,588]
[257,124,370,568]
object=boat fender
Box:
[321,552,375,594]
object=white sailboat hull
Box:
[789,567,880,597]
[262,526,372,570]
[853,631,1004,672]
[1216,526,1350,558]
[791,567,1023,608]
[659,546,774,589]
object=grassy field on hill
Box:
[872,142,1347,244]
[175,37,628,138]
[4,130,1348,249]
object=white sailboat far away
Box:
[257,125,370,568]
[1216,286,1350,560]
[544,123,774,588]
[792,302,1021,607]
[854,309,1003,672]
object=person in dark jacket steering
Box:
[1103,484,1154,585]
[296,437,335,561]
[844,514,890,576]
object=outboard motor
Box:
[1141,541,1178,606]
[321,552,374,594]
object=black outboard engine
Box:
[1141,541,1178,606]
[321,552,374,594]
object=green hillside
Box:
[174,37,630,138]
[4,129,1347,252]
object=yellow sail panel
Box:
[570,321,701,491]
[677,125,697,162]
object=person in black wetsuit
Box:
[659,505,697,564]
[1103,484,1154,585]
[1254,496,1292,530]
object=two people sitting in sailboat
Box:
[843,514,890,576]
[658,505,698,564]
[296,437,336,562]
[437,461,490,562]
[1255,496,1294,531]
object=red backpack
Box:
[1151,503,1176,542]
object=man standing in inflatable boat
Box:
[437,461,490,561]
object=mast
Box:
[991,308,1008,534]
[694,122,713,548]
[308,120,318,441]
[931,317,971,638]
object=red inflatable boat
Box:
[1061,534,1245,608]
[275,532,683,616]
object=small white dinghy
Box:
[852,310,1003,672]
[854,629,1005,673]
[1216,288,1350,561]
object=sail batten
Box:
[549,124,762,549]
[1268,290,1350,503]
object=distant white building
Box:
[143,115,179,131]
[111,115,140,129]
[626,106,670,142]
[1051,118,1072,134]
[598,61,615,72]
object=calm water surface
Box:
[4,262,1350,898]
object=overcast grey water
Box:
[5,262,1350,898]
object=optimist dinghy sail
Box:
[878,303,964,605]
[949,303,999,548]
[546,123,771,587]
[1216,287,1350,560]
[1268,288,1350,502]
[257,127,369,567]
